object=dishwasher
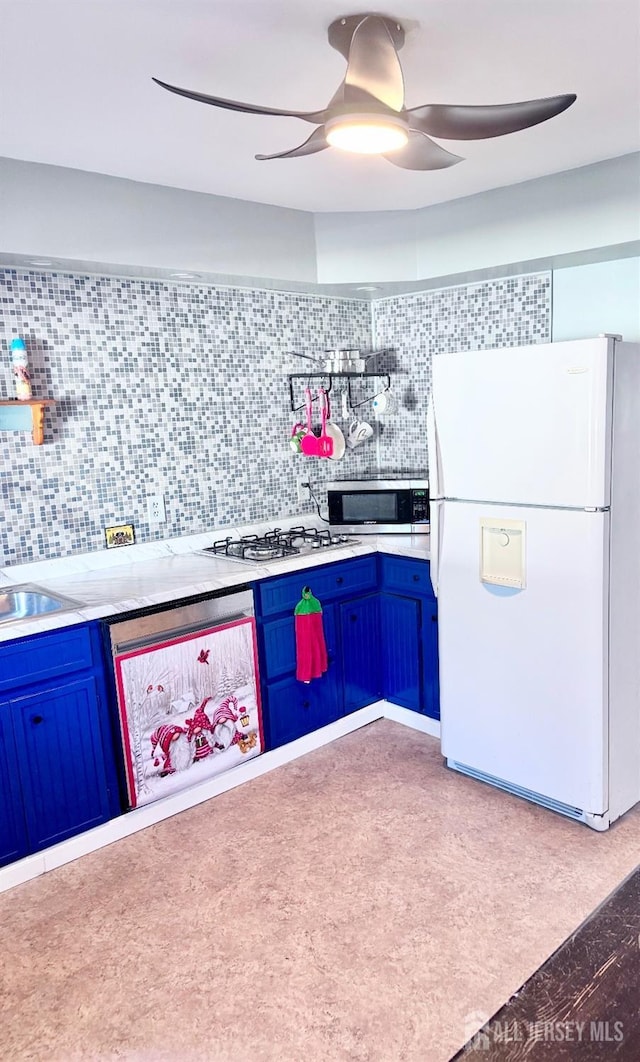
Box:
[105,586,263,809]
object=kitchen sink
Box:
[0,583,82,625]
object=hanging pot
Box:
[334,350,378,372]
[290,349,377,374]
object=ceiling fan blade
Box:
[255,127,329,161]
[152,77,328,124]
[406,94,577,140]
[343,15,405,111]
[383,132,463,170]
[327,78,389,111]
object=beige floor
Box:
[2,719,640,1062]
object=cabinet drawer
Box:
[379,554,434,599]
[256,556,377,617]
[0,624,95,694]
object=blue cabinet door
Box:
[380,593,422,712]
[265,670,341,749]
[262,603,338,681]
[0,703,29,867]
[340,594,381,713]
[12,676,113,851]
[422,599,440,720]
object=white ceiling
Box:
[2,0,639,213]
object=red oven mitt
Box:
[294,587,328,683]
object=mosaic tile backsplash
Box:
[0,268,550,567]
[371,273,551,475]
[0,271,375,566]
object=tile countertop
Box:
[0,520,431,644]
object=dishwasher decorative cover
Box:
[114,617,263,808]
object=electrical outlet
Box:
[296,477,310,504]
[147,494,166,523]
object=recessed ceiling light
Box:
[170,271,199,279]
[355,285,380,292]
[29,259,53,266]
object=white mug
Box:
[346,419,374,448]
[372,389,396,416]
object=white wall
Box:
[2,153,638,291]
[552,258,640,343]
[0,157,318,283]
[314,155,640,284]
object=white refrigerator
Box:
[428,335,640,830]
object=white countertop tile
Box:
[0,524,430,643]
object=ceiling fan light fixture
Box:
[154,13,577,171]
[325,113,409,154]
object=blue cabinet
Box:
[261,602,342,748]
[265,669,341,748]
[258,556,377,618]
[0,624,95,695]
[379,554,434,599]
[421,598,440,721]
[379,554,440,720]
[379,593,421,711]
[255,557,381,749]
[0,622,120,867]
[262,602,338,681]
[0,706,29,867]
[255,552,440,746]
[11,676,115,851]
[340,594,381,713]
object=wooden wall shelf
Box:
[0,399,57,445]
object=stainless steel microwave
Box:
[327,479,430,534]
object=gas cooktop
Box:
[198,526,359,565]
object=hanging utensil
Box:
[317,387,334,458]
[290,351,322,366]
[300,388,334,458]
[300,387,319,455]
[289,420,308,453]
[324,389,346,460]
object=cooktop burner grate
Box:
[199,526,358,564]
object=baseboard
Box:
[0,851,46,893]
[0,701,438,894]
[383,703,441,738]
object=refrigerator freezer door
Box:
[439,501,608,814]
[432,338,613,508]
[426,393,443,499]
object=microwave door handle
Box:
[429,499,444,598]
[426,393,443,499]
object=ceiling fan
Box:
[152,12,576,171]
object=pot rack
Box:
[287,372,391,413]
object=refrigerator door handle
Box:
[427,392,443,499]
[429,499,444,598]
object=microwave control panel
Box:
[411,489,430,523]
